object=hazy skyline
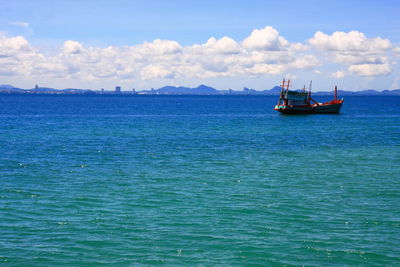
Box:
[0,0,399,91]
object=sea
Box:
[1,94,399,266]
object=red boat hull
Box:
[274,100,343,114]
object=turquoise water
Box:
[1,95,399,266]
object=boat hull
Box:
[274,101,343,114]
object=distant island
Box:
[1,84,399,96]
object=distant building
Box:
[115,86,121,94]
[132,88,136,95]
[101,88,104,94]
[35,84,39,90]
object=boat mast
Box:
[308,80,312,104]
[279,78,286,105]
[285,79,290,106]
[334,85,337,101]
[286,79,291,93]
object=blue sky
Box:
[0,0,399,91]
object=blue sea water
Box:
[0,94,399,266]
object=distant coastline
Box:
[1,84,399,96]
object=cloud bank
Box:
[309,30,394,77]
[0,26,398,88]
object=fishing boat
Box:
[274,79,344,114]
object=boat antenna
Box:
[308,80,312,93]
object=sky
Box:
[0,0,399,91]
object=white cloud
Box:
[246,63,284,76]
[0,33,32,55]
[393,47,400,57]
[309,30,396,77]
[309,31,391,52]
[0,26,397,85]
[10,22,30,28]
[9,22,33,35]
[348,63,392,77]
[62,40,85,54]
[313,70,322,74]
[135,39,182,55]
[0,33,38,77]
[140,65,175,79]
[331,70,346,78]
[334,53,387,65]
[202,37,241,54]
[285,73,298,80]
[243,26,289,51]
[288,54,319,69]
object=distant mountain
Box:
[0,84,24,92]
[0,85,95,94]
[260,86,283,95]
[265,86,283,93]
[0,84,19,89]
[150,84,219,95]
[1,83,400,95]
[157,86,187,94]
[195,84,219,94]
[313,89,400,96]
[382,89,400,95]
